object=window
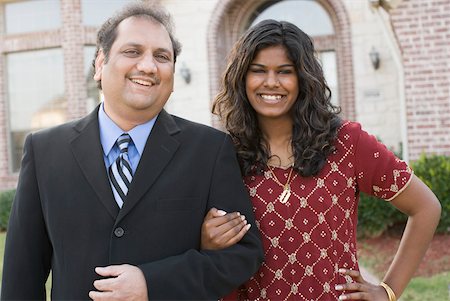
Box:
[318,51,339,105]
[7,49,65,172]
[82,0,131,26]
[251,0,334,36]
[84,46,101,111]
[5,0,61,34]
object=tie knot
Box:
[117,133,131,153]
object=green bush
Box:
[357,191,406,238]
[0,189,15,231]
[358,154,450,238]
[411,154,450,234]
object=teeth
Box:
[131,79,152,86]
[261,94,282,100]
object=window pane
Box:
[82,0,131,26]
[84,46,101,111]
[251,0,334,36]
[7,49,65,172]
[5,0,61,34]
[318,51,339,105]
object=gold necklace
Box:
[267,164,294,204]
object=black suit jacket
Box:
[1,107,263,300]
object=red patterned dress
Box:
[231,121,412,301]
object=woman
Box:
[201,20,441,301]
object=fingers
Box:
[208,215,249,246]
[339,268,365,283]
[336,269,386,300]
[203,212,244,232]
[201,211,250,250]
[204,207,227,220]
[205,210,243,227]
[336,282,365,293]
[219,214,247,241]
[93,277,117,292]
[337,291,368,300]
[94,265,124,277]
[89,290,113,301]
[223,223,251,247]
[90,265,148,301]
[212,208,228,217]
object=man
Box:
[1,2,263,300]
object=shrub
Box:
[411,154,450,234]
[0,189,15,231]
[358,154,450,238]
[357,192,405,238]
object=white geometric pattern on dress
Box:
[242,121,413,300]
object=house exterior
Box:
[0,0,449,190]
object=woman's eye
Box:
[250,69,265,73]
[279,69,293,74]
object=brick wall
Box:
[0,3,14,189]
[1,0,449,191]
[207,0,355,128]
[0,0,88,190]
[392,0,450,160]
[61,0,88,120]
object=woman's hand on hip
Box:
[335,268,391,300]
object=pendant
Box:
[279,186,291,204]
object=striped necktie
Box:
[109,133,133,207]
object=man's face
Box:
[94,16,175,129]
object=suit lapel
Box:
[70,107,119,219]
[117,110,180,222]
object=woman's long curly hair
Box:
[212,19,342,177]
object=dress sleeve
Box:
[352,123,413,201]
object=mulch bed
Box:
[357,233,450,277]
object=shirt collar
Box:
[98,102,157,157]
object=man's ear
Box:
[93,49,105,81]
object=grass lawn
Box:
[360,254,449,300]
[401,272,450,300]
[358,233,450,300]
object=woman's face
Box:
[245,45,299,121]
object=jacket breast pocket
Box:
[156,197,201,212]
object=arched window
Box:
[249,0,339,105]
[250,1,333,36]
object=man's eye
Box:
[155,54,170,62]
[124,50,139,56]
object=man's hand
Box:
[89,264,148,301]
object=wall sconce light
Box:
[369,0,403,11]
[369,47,380,70]
[179,62,191,84]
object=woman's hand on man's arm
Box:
[201,208,251,250]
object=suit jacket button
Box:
[114,227,124,237]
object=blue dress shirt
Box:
[98,102,156,174]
